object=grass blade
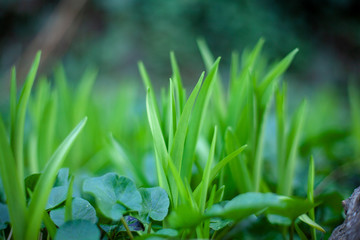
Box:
[278,101,307,195]
[171,72,204,171]
[197,39,226,126]
[145,89,171,198]
[10,67,17,136]
[0,116,27,240]
[182,58,221,180]
[11,51,41,186]
[308,156,316,239]
[26,117,87,240]
[198,127,217,213]
[258,48,298,95]
[170,52,186,114]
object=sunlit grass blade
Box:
[10,67,17,134]
[26,117,87,240]
[145,88,171,197]
[171,72,204,171]
[139,62,161,125]
[197,39,226,125]
[0,116,27,240]
[182,58,221,179]
[11,51,41,187]
[258,48,299,95]
[228,38,264,127]
[167,79,176,148]
[278,100,307,196]
[170,52,186,114]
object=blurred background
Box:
[1,0,360,102]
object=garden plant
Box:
[0,39,358,239]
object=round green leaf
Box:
[46,186,68,210]
[50,198,97,226]
[54,220,100,240]
[139,187,169,222]
[83,173,142,220]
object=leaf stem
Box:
[147,221,152,234]
[121,217,134,240]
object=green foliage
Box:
[2,39,355,239]
[54,220,100,240]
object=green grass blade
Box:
[10,67,17,136]
[193,141,247,199]
[308,156,316,239]
[167,156,190,206]
[38,91,57,169]
[170,52,186,114]
[171,72,204,171]
[26,117,87,240]
[197,39,226,125]
[0,116,27,240]
[294,222,308,240]
[212,143,248,183]
[181,58,221,179]
[225,128,252,192]
[145,89,171,197]
[228,38,264,127]
[139,62,161,124]
[168,79,176,148]
[299,214,325,233]
[65,176,75,222]
[259,48,298,95]
[198,127,217,213]
[278,100,307,196]
[43,211,57,239]
[54,64,71,134]
[253,92,272,192]
[73,67,97,122]
[11,51,41,187]
[276,85,286,185]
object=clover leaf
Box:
[83,173,142,220]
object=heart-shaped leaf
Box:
[45,186,68,210]
[50,197,97,226]
[54,220,100,240]
[83,173,142,220]
[139,187,169,223]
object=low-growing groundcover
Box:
[0,39,356,239]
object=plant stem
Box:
[7,228,12,240]
[120,217,134,240]
[147,222,152,234]
[290,222,294,240]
